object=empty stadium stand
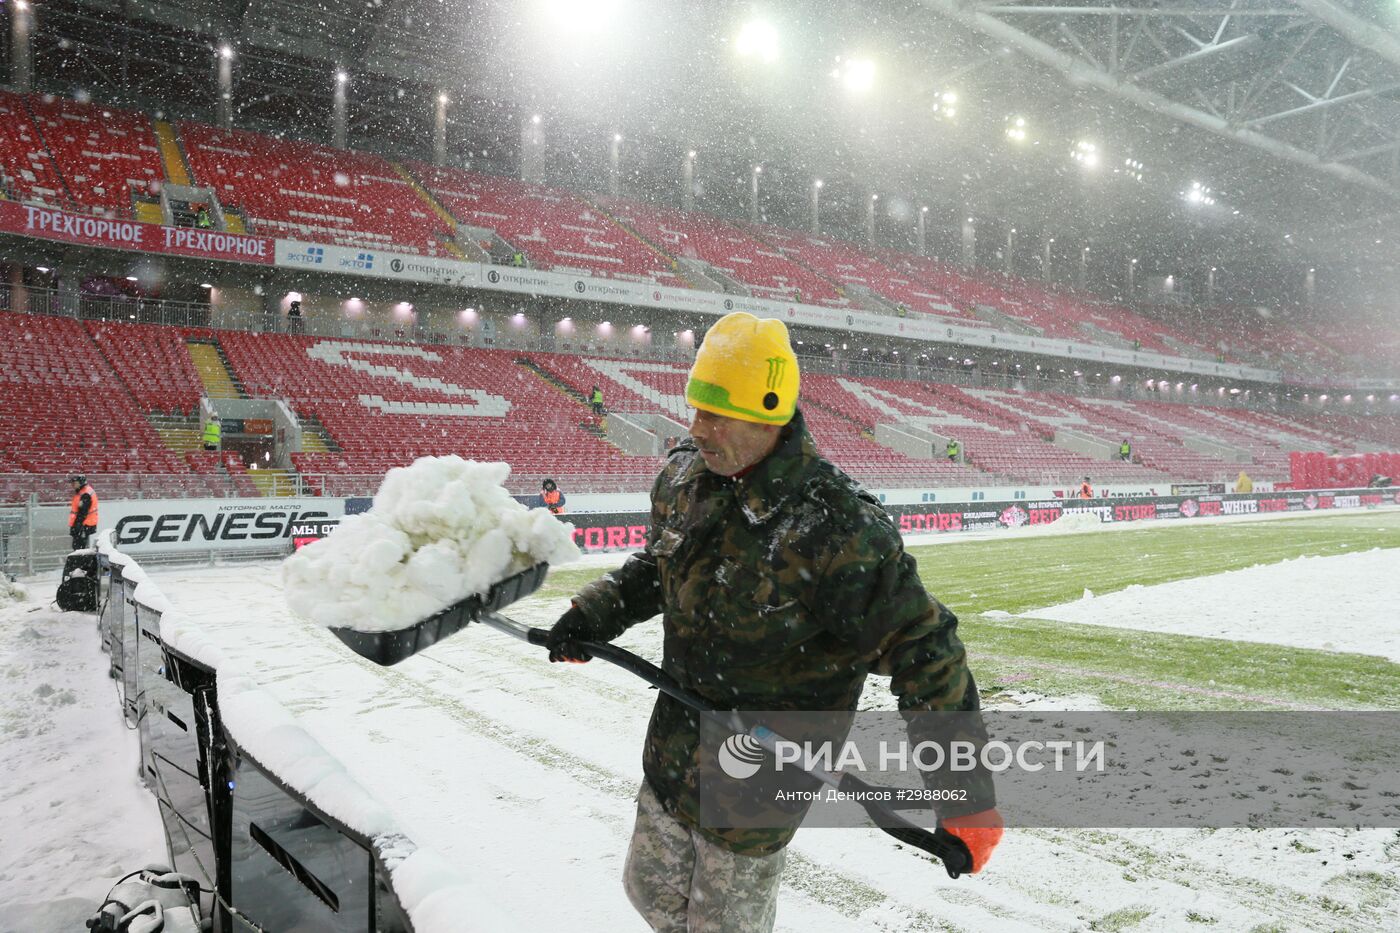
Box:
[26,94,165,216]
[0,90,69,208]
[179,123,457,256]
[409,165,684,285]
[600,198,846,302]
[87,321,209,416]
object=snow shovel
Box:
[328,563,975,878]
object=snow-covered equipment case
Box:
[329,561,548,665]
[58,550,99,612]
[85,866,205,933]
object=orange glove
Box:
[942,808,1003,873]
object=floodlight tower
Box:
[1207,265,1217,303]
[866,193,878,248]
[682,150,697,212]
[520,113,545,183]
[1042,237,1054,281]
[1127,257,1138,295]
[750,164,762,223]
[811,179,823,234]
[10,0,31,92]
[332,69,349,149]
[433,93,449,166]
[215,44,235,129]
[609,133,623,198]
[1005,227,1016,273]
[917,206,928,255]
[961,216,976,269]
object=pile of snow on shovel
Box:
[284,457,578,631]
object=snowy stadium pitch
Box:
[3,507,1400,930]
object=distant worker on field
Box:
[540,478,566,515]
[590,384,605,416]
[1235,471,1253,494]
[195,205,213,229]
[1078,476,1094,499]
[511,250,526,267]
[68,474,98,550]
[1119,439,1132,461]
[203,418,221,451]
[946,438,960,462]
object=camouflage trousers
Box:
[624,782,786,932]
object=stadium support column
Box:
[916,206,927,255]
[960,217,976,269]
[332,70,349,150]
[433,94,448,166]
[682,150,696,212]
[10,0,31,93]
[1207,266,1217,303]
[1079,246,1091,290]
[1005,227,1016,273]
[812,179,823,235]
[866,194,877,248]
[215,47,234,129]
[1304,267,1316,306]
[750,165,761,223]
[1042,237,1054,282]
[520,113,544,183]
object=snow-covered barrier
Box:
[94,532,460,932]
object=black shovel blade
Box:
[330,562,549,666]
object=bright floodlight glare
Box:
[735,19,780,63]
[1006,116,1027,142]
[814,178,823,188]
[335,70,349,84]
[545,0,622,34]
[687,150,697,159]
[841,58,876,94]
[613,132,623,142]
[532,113,542,125]
[219,44,234,60]
[438,93,449,104]
[1072,140,1099,168]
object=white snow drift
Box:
[283,456,578,631]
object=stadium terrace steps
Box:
[187,340,244,399]
[391,161,467,260]
[133,199,164,224]
[149,415,204,455]
[154,120,192,187]
[245,467,296,497]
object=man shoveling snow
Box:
[283,456,578,631]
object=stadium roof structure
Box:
[20,0,1400,277]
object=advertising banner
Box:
[275,240,481,287]
[102,497,346,553]
[0,201,274,264]
[559,488,1400,553]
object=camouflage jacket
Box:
[572,409,993,855]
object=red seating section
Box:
[179,123,455,256]
[216,332,665,492]
[87,321,208,415]
[601,199,844,303]
[409,165,682,285]
[0,90,68,207]
[26,94,164,215]
[0,312,188,479]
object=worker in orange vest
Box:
[69,474,99,549]
[541,478,566,515]
[1078,476,1094,500]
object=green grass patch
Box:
[544,512,1400,709]
[1088,906,1153,931]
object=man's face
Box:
[689,409,782,477]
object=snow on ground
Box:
[0,579,165,932]
[1026,547,1400,662]
[129,557,1400,932]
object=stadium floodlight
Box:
[840,58,876,94]
[613,132,622,143]
[438,93,449,105]
[966,217,974,224]
[125,275,138,282]
[1005,115,1028,142]
[688,150,697,159]
[1184,181,1215,206]
[219,44,234,60]
[532,114,542,125]
[932,90,957,120]
[735,19,780,63]
[35,266,49,273]
[14,0,26,10]
[871,193,879,201]
[335,70,349,84]
[544,0,623,34]
[814,178,823,189]
[1072,141,1099,169]
[920,205,928,213]
[200,282,213,289]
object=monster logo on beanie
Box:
[686,312,800,425]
